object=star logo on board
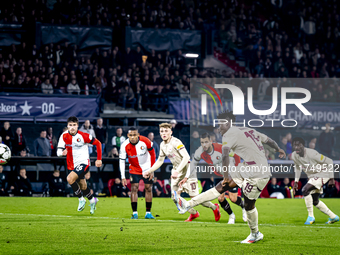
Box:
[20,101,33,115]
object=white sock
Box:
[133,211,138,214]
[188,188,221,208]
[188,208,198,215]
[304,195,314,217]
[79,196,85,201]
[246,207,259,234]
[316,201,336,219]
[201,201,217,210]
[89,197,95,204]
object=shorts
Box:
[214,178,239,193]
[72,164,89,179]
[232,177,270,200]
[130,173,153,184]
[171,177,199,197]
[308,177,329,194]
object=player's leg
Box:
[176,178,237,214]
[302,183,318,224]
[171,179,199,219]
[312,192,339,224]
[144,183,155,219]
[218,193,235,223]
[79,178,98,214]
[229,189,247,222]
[66,171,86,211]
[240,178,269,244]
[130,183,139,219]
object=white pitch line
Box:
[0,213,339,229]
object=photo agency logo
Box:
[200,84,312,128]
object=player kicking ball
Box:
[193,133,247,224]
[120,127,156,219]
[57,116,102,214]
[292,137,339,225]
[143,123,221,222]
[174,111,286,243]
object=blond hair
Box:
[159,123,172,129]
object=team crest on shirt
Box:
[216,156,221,160]
[77,138,81,142]
[141,146,145,150]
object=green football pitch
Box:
[0,197,340,255]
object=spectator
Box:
[33,130,51,156]
[67,78,81,95]
[280,178,292,198]
[12,127,27,156]
[13,168,33,196]
[48,170,65,197]
[79,120,96,155]
[20,149,28,157]
[118,84,136,109]
[111,127,126,151]
[148,132,159,158]
[94,118,107,155]
[111,178,129,197]
[41,78,53,94]
[152,177,164,197]
[46,127,57,156]
[267,177,284,199]
[0,165,8,196]
[108,147,119,158]
[318,123,335,158]
[0,122,14,149]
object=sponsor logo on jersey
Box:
[320,154,324,161]
[222,142,228,145]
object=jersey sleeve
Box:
[56,133,66,157]
[308,149,326,164]
[194,147,203,162]
[159,142,166,158]
[81,132,94,144]
[222,128,237,149]
[173,138,185,152]
[119,142,127,160]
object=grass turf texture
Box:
[0,197,340,255]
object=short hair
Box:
[200,132,211,139]
[41,130,46,133]
[159,123,172,129]
[292,137,305,146]
[128,127,138,132]
[53,170,60,173]
[67,116,79,125]
[217,111,236,122]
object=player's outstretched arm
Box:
[264,137,286,158]
[143,155,165,177]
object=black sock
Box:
[71,182,82,198]
[234,196,244,209]
[219,198,233,215]
[131,202,137,212]
[83,187,93,201]
[146,202,152,212]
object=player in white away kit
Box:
[193,132,247,224]
[57,116,102,214]
[175,111,286,243]
[292,137,339,225]
[143,123,221,222]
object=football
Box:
[0,143,11,165]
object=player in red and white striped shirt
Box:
[57,116,102,214]
[119,127,156,219]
